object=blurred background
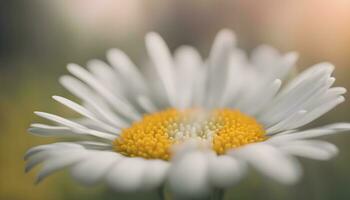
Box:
[1,0,350,199]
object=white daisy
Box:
[25,29,350,199]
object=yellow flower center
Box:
[113,108,266,160]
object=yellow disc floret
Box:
[113,108,266,160]
[113,109,178,160]
[211,109,266,154]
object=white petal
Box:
[321,87,347,103]
[208,154,246,188]
[107,48,147,92]
[322,122,350,130]
[34,111,86,131]
[71,151,122,185]
[285,96,345,129]
[34,112,116,140]
[36,149,89,183]
[52,96,120,134]
[251,45,279,68]
[25,142,83,160]
[280,62,334,96]
[145,32,176,106]
[232,143,302,184]
[174,45,202,108]
[205,29,235,107]
[141,159,170,190]
[268,123,350,143]
[28,124,73,137]
[106,157,147,192]
[136,95,158,113]
[25,151,52,173]
[279,140,338,160]
[259,64,333,125]
[59,75,128,127]
[67,63,140,120]
[25,143,85,173]
[219,49,248,107]
[169,150,210,198]
[266,110,307,134]
[279,52,299,78]
[86,59,123,94]
[28,126,93,140]
[251,45,298,80]
[75,141,112,150]
[244,79,282,115]
[192,63,208,107]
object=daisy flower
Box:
[25,29,350,199]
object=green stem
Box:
[157,186,165,200]
[211,188,224,200]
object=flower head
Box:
[25,29,350,199]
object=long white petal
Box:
[107,48,148,92]
[106,157,147,192]
[75,141,111,150]
[29,124,73,137]
[67,63,140,120]
[71,151,122,185]
[268,123,350,143]
[25,151,52,173]
[285,96,345,129]
[231,143,302,184]
[36,149,89,183]
[34,112,116,140]
[279,62,334,96]
[52,96,120,134]
[59,76,128,127]
[86,59,123,94]
[146,32,176,106]
[24,143,84,160]
[244,79,282,115]
[174,45,202,108]
[34,111,87,131]
[169,150,210,198]
[136,95,158,113]
[266,110,307,134]
[208,154,246,188]
[279,140,338,160]
[205,29,235,108]
[259,65,333,125]
[141,159,170,190]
